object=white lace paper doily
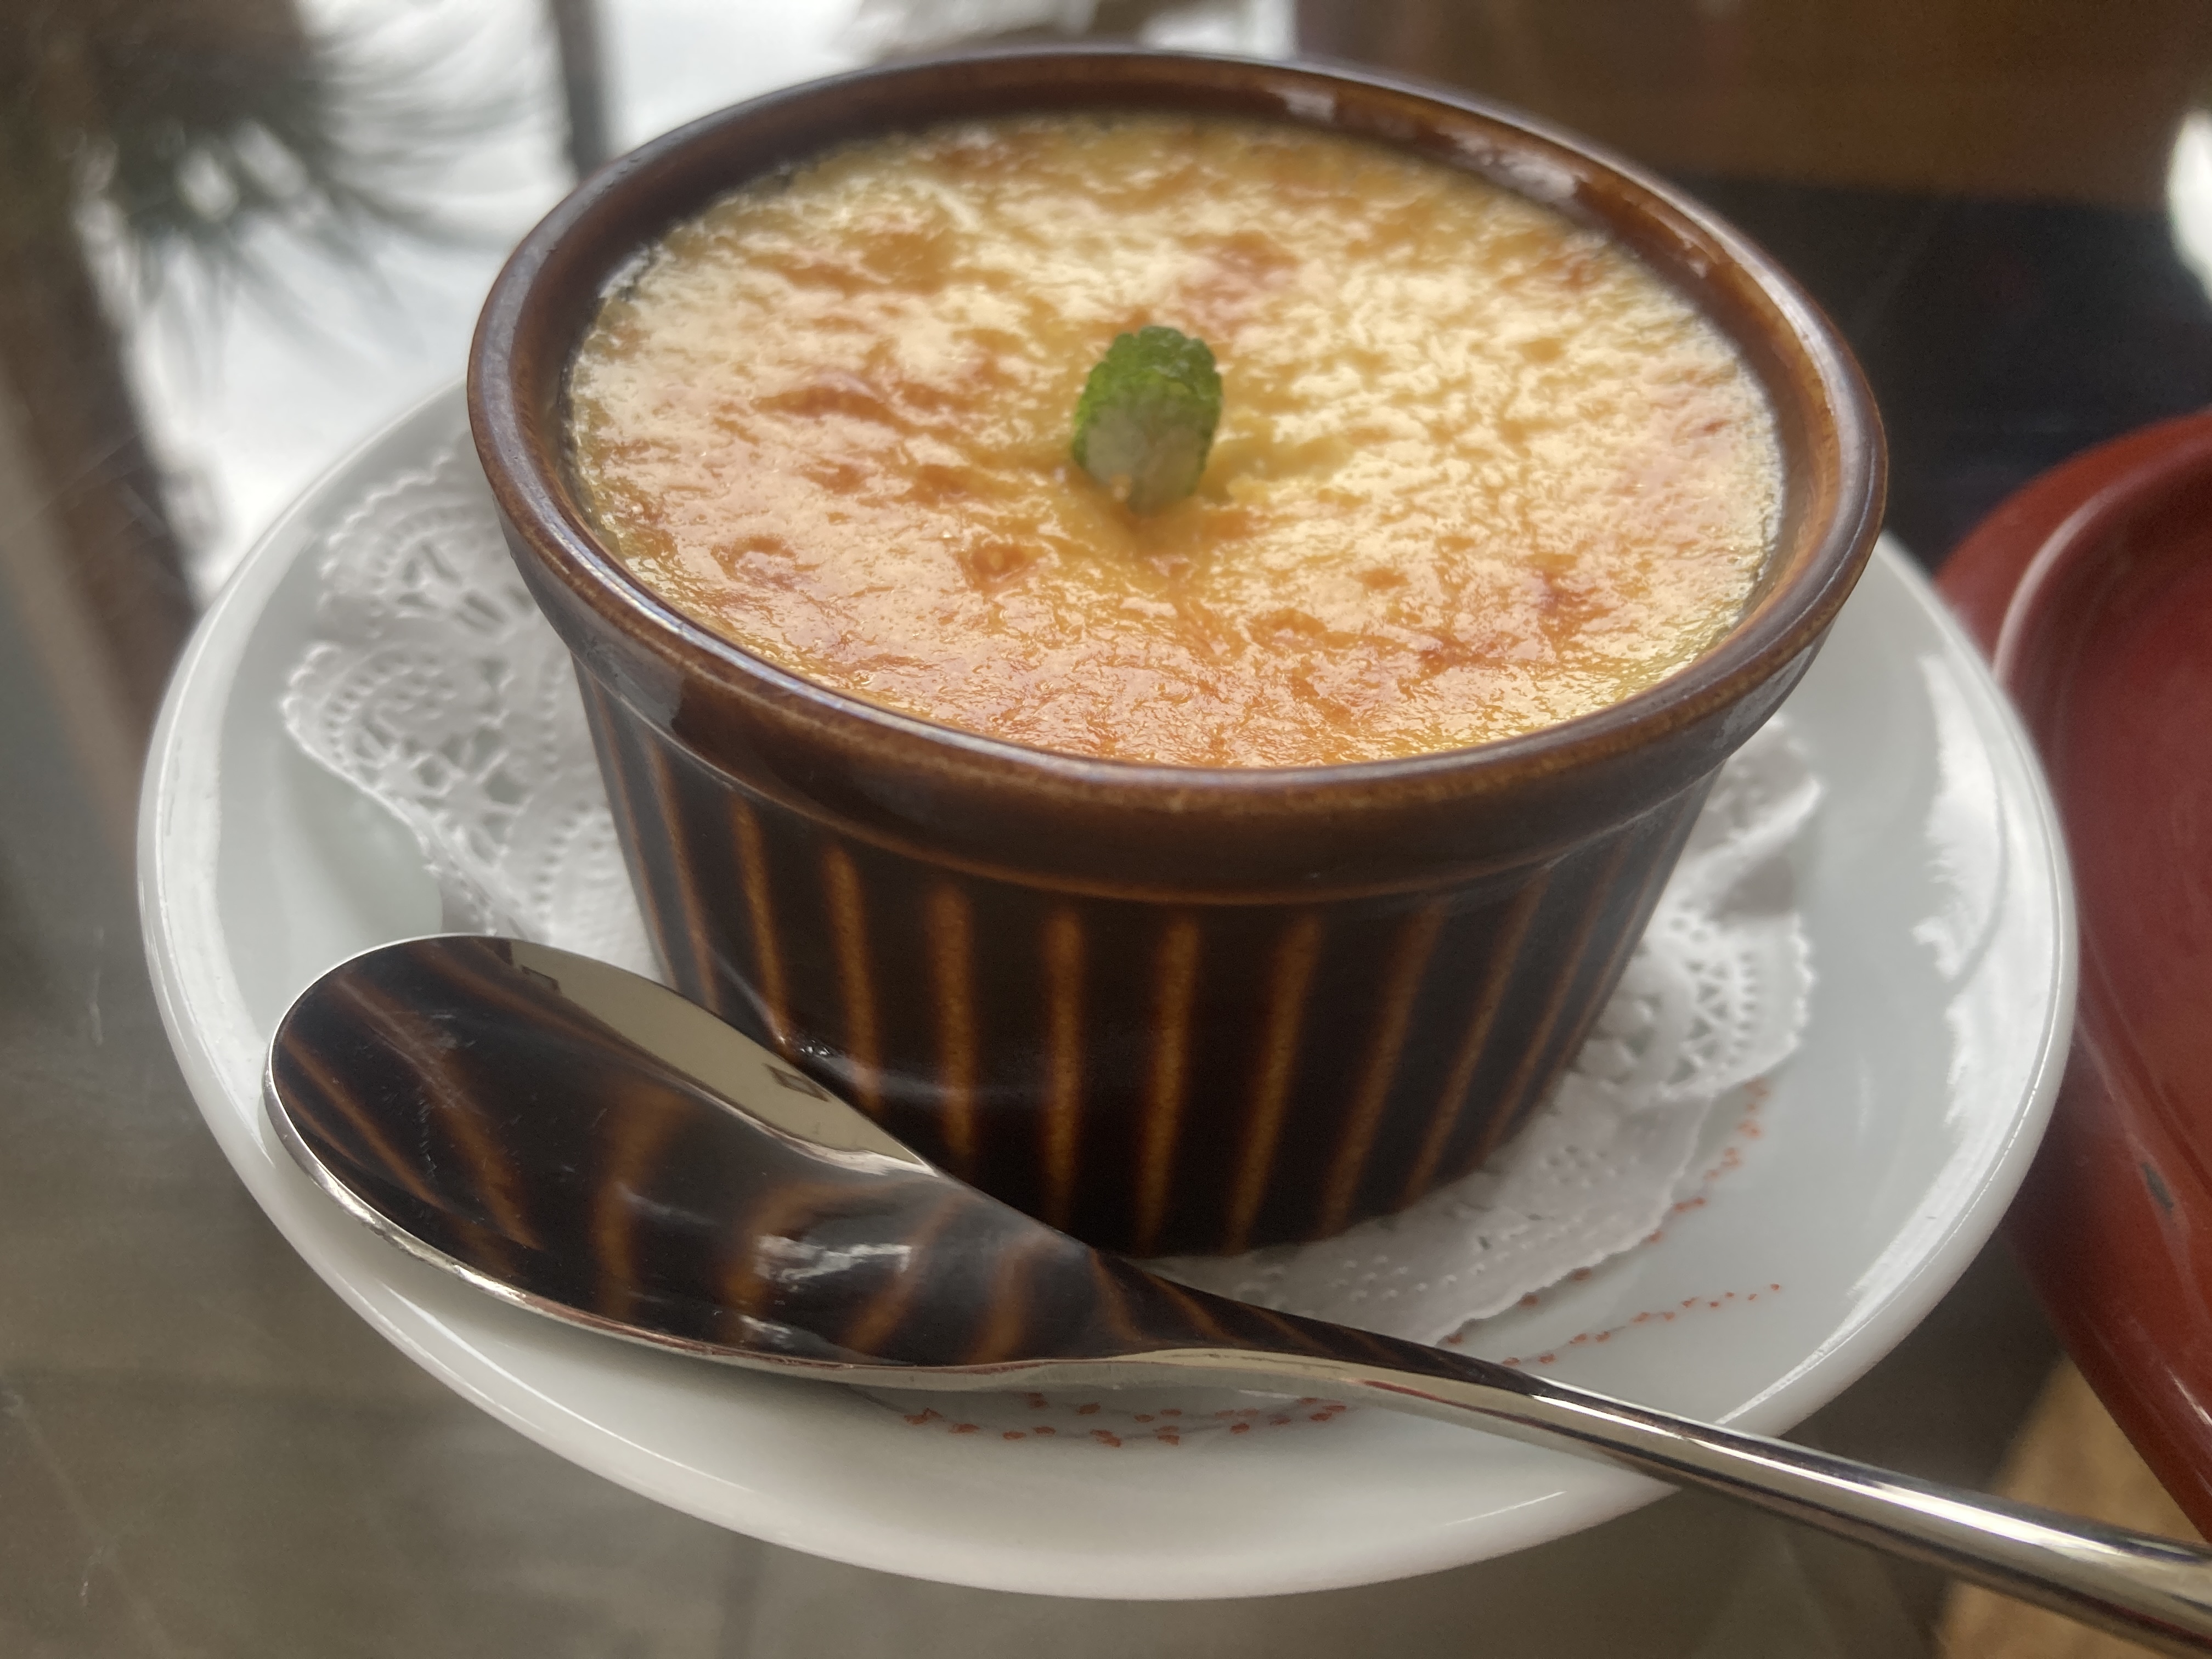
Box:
[281,442,1818,1347]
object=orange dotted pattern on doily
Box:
[1476,1282,1787,1367]
[1441,1085,1782,1361]
[898,1395,1351,1447]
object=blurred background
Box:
[3,3,2210,1654]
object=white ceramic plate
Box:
[140,387,2074,1600]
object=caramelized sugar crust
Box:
[567,115,1780,767]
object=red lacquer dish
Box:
[1942,410,2212,1530]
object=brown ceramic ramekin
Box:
[469,49,1882,1257]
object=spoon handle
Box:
[1143,1342,2212,1654]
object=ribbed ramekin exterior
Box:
[580,673,1711,1257]
[469,51,1884,1262]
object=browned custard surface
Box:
[568,115,1781,767]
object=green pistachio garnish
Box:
[1070,325,1222,514]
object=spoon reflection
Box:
[270,935,2212,1655]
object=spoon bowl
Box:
[270,935,2212,1654]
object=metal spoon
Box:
[268,934,2212,1654]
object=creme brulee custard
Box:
[567,114,1781,767]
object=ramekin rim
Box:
[469,44,1884,804]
